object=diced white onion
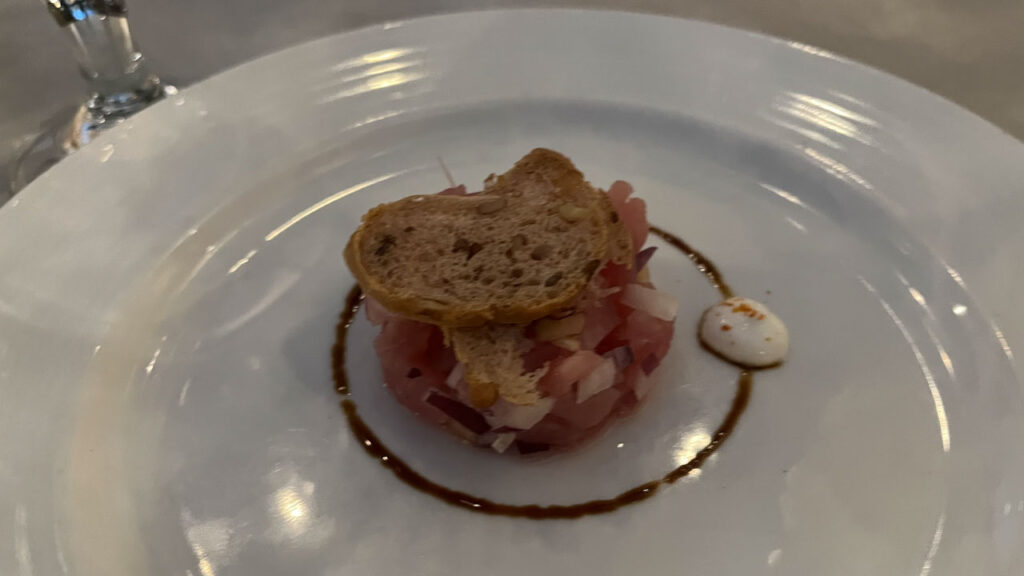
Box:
[577,358,616,403]
[491,432,516,453]
[633,372,655,400]
[591,286,621,299]
[621,283,678,321]
[485,397,555,430]
[553,338,581,351]
[445,363,465,388]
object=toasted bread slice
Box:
[345,148,630,327]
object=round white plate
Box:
[1,10,1023,576]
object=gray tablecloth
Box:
[3,0,1023,197]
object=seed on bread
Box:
[559,204,588,222]
[544,272,563,287]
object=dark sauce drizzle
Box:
[331,225,752,519]
[649,226,734,299]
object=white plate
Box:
[1,9,1023,576]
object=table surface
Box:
[2,0,1023,197]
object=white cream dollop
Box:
[699,297,788,368]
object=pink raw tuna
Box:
[364,296,396,326]
[599,262,632,289]
[523,341,570,373]
[515,415,585,447]
[550,387,624,430]
[374,317,433,362]
[620,363,644,394]
[539,350,604,397]
[373,316,455,424]
[580,297,622,350]
[607,180,649,252]
[612,383,641,415]
[607,180,632,207]
[623,309,675,365]
[378,360,447,424]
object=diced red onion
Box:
[425,392,490,434]
[621,283,678,321]
[602,346,634,370]
[641,353,662,376]
[577,358,617,403]
[633,246,657,274]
